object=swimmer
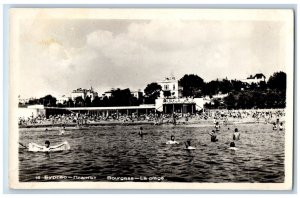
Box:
[185,116,188,122]
[208,130,218,142]
[215,122,220,132]
[228,142,238,151]
[276,118,280,125]
[59,127,66,135]
[213,117,217,124]
[29,140,69,152]
[273,123,277,130]
[166,135,179,144]
[139,127,143,136]
[233,128,240,141]
[43,140,51,151]
[29,140,51,152]
[184,140,196,150]
[279,122,284,131]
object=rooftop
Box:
[246,73,266,79]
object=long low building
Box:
[37,105,157,118]
[64,105,156,116]
[19,98,204,119]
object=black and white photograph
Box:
[9,8,294,189]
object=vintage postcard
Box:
[9,8,294,189]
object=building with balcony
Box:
[157,76,183,99]
[155,76,203,113]
[71,87,98,101]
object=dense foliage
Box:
[23,71,286,109]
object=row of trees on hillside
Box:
[177,72,286,98]
[142,71,286,109]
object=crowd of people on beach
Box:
[19,109,285,128]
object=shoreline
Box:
[18,119,277,130]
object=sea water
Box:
[19,123,285,183]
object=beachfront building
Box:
[65,104,156,117]
[102,91,112,98]
[155,76,203,114]
[56,95,70,104]
[18,105,46,119]
[157,76,183,99]
[86,87,98,100]
[155,97,203,114]
[71,87,98,101]
[131,89,144,99]
[71,88,85,100]
[242,73,266,84]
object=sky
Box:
[17,17,288,98]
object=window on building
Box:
[164,85,169,90]
[173,84,175,90]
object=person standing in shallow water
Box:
[279,122,284,131]
[184,140,195,150]
[215,121,220,132]
[208,130,218,142]
[166,135,179,144]
[229,142,238,151]
[233,128,240,141]
[173,113,177,125]
[139,127,143,136]
[273,123,278,130]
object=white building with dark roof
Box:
[242,73,266,84]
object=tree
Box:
[179,74,204,97]
[203,80,220,96]
[110,88,135,106]
[66,98,74,107]
[92,96,101,107]
[102,96,109,107]
[268,71,286,92]
[28,98,40,105]
[258,81,267,90]
[231,80,245,91]
[75,96,84,107]
[144,83,162,104]
[219,79,233,94]
[39,95,57,107]
[224,93,236,109]
[84,96,92,107]
[212,98,221,108]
